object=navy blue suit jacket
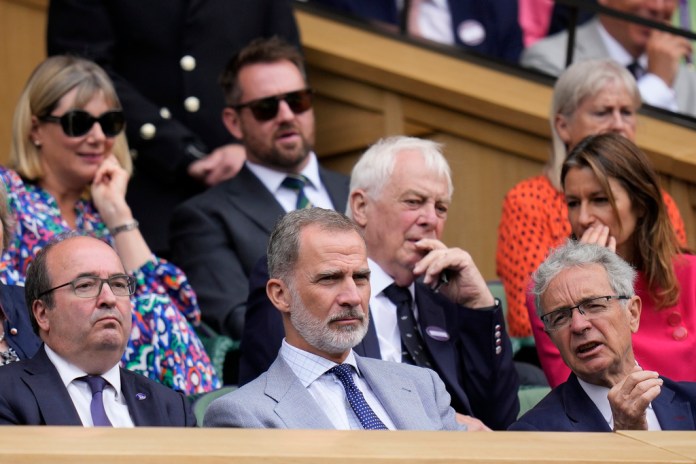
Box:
[240,258,520,430]
[509,373,696,431]
[0,346,196,426]
[0,283,40,360]
[311,0,523,62]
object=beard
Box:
[288,288,369,355]
[243,122,312,170]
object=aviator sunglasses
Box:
[39,109,126,138]
[232,89,314,122]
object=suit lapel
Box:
[357,356,431,430]
[576,19,611,61]
[121,369,163,426]
[653,382,696,430]
[318,167,349,211]
[223,166,286,235]
[413,286,470,412]
[353,309,381,358]
[563,375,612,431]
[265,357,335,429]
[23,347,82,425]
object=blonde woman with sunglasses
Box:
[0,55,220,395]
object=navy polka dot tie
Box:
[80,375,112,427]
[328,364,388,430]
[281,175,313,209]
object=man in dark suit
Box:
[170,37,349,339]
[240,136,519,430]
[46,0,301,256]
[205,208,466,430]
[0,235,195,426]
[510,241,696,431]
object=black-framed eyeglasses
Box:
[38,274,136,299]
[38,109,126,138]
[540,295,629,332]
[232,89,313,122]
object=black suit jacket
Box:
[47,0,301,254]
[510,373,696,431]
[170,164,349,338]
[0,283,40,360]
[0,346,195,426]
[240,259,520,430]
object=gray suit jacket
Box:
[521,17,696,118]
[203,352,465,430]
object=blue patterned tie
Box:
[81,375,112,427]
[281,175,313,209]
[328,364,388,430]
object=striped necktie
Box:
[282,175,313,209]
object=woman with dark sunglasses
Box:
[0,55,220,394]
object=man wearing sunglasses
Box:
[510,240,696,431]
[170,37,349,341]
[0,235,195,426]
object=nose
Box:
[337,279,364,308]
[607,110,626,133]
[275,99,295,121]
[86,120,107,142]
[96,280,117,307]
[577,202,596,229]
[569,307,592,334]
[417,202,439,230]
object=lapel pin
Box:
[136,393,147,401]
[425,326,449,342]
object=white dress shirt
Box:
[577,376,662,431]
[45,345,134,427]
[280,340,396,430]
[596,22,679,112]
[246,152,334,213]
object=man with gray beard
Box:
[203,208,466,430]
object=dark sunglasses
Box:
[39,109,126,137]
[232,89,314,122]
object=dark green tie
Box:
[282,175,313,209]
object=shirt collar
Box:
[596,21,648,68]
[577,374,654,429]
[44,344,123,398]
[368,258,416,299]
[246,152,322,195]
[280,339,360,388]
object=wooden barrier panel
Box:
[618,431,696,462]
[0,427,694,464]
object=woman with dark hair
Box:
[0,55,219,393]
[531,132,695,384]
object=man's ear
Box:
[627,295,642,333]
[349,189,369,227]
[222,107,243,140]
[267,278,291,315]
[32,300,50,333]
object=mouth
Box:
[275,126,301,143]
[77,152,106,163]
[575,341,603,358]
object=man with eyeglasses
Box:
[0,235,196,426]
[170,37,349,341]
[509,240,696,431]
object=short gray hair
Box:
[267,208,364,281]
[547,59,641,188]
[347,136,453,217]
[531,240,637,316]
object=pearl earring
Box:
[32,140,41,148]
